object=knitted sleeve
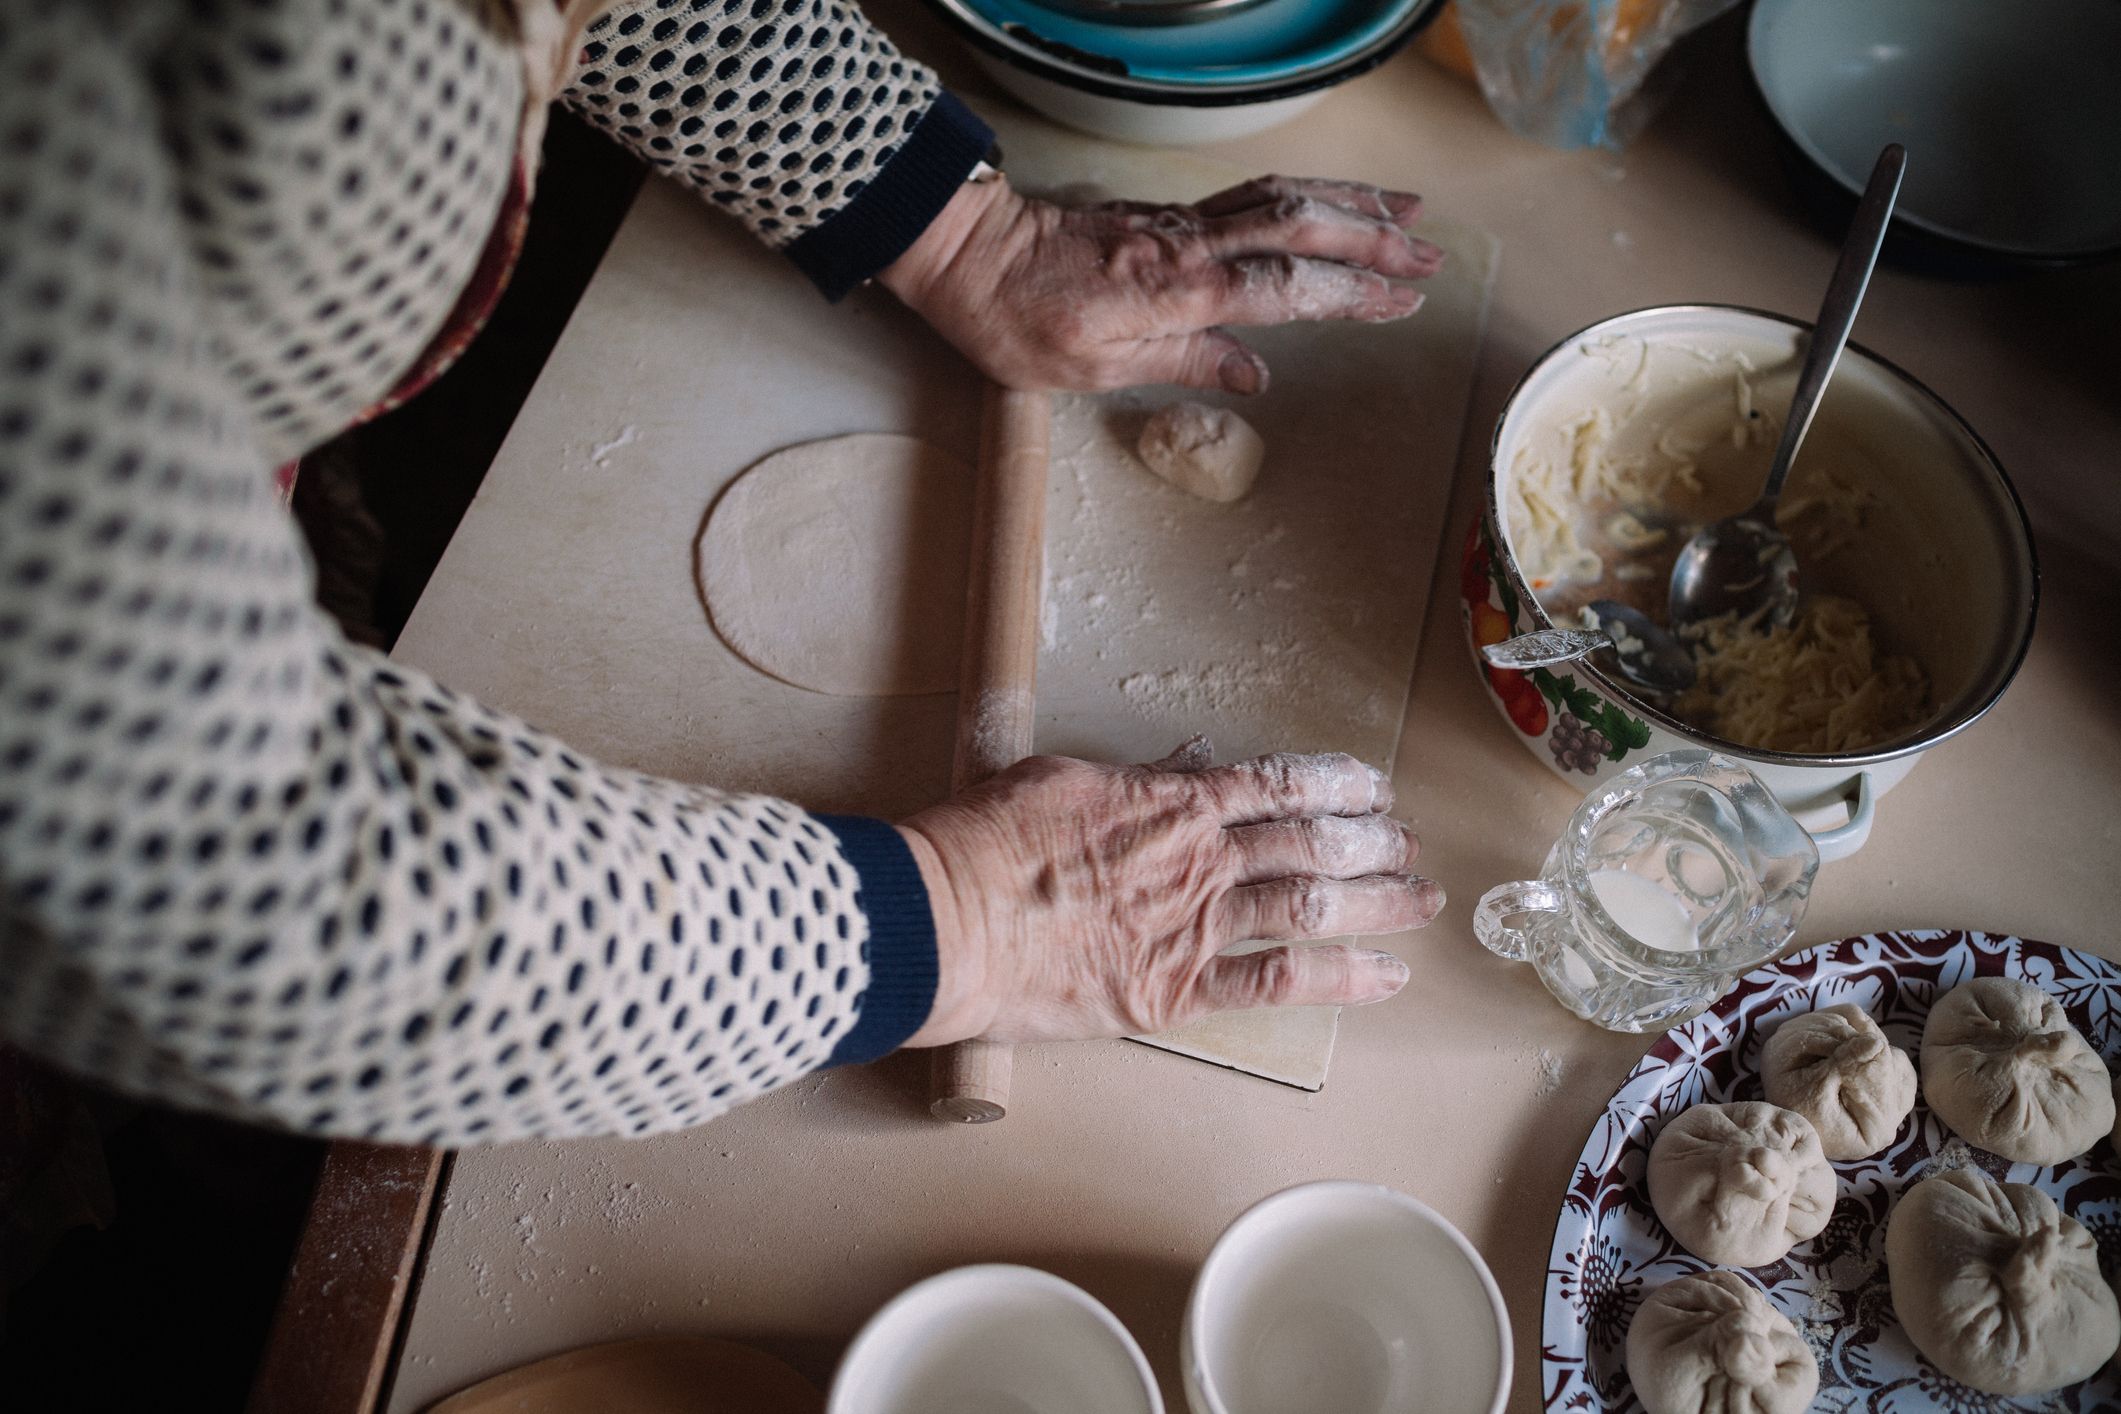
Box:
[0,0,938,1147]
[562,0,995,298]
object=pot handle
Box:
[1806,771,1877,863]
[1474,880,1566,962]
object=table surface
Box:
[381,12,2121,1412]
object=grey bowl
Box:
[1748,0,2121,269]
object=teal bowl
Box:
[961,0,1425,87]
[922,0,1440,143]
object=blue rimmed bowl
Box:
[924,0,1443,143]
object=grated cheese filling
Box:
[1674,596,1929,754]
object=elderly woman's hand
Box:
[880,175,1444,395]
[897,746,1442,1047]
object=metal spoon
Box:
[1483,600,1697,695]
[1667,144,1907,633]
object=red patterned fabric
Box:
[277,155,533,504]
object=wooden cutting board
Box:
[997,112,1498,1087]
[394,103,1495,1090]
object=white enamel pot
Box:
[1463,305,2037,862]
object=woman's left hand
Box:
[897,744,1439,1048]
[879,173,1444,395]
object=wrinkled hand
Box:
[879,174,1444,395]
[897,743,1444,1047]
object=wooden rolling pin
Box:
[928,384,1050,1124]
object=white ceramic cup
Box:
[830,1264,1163,1414]
[1184,1181,1511,1414]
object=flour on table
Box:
[1119,638,1317,717]
[1534,1047,1565,1096]
[1117,636,1390,734]
[590,424,639,466]
[965,686,1033,773]
[694,433,973,696]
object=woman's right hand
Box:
[898,744,1443,1047]
[881,174,1442,395]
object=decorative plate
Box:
[1544,929,2121,1413]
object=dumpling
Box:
[1760,1003,1917,1160]
[1626,1271,1818,1414]
[1135,402,1265,503]
[1647,1102,1836,1266]
[1886,1167,2120,1395]
[1921,977,2113,1164]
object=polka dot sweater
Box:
[570,0,936,240]
[0,0,968,1146]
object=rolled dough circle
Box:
[697,433,973,696]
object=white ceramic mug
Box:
[1184,1181,1511,1414]
[830,1264,1163,1414]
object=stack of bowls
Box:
[922,0,1445,143]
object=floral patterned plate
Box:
[1545,929,2121,1413]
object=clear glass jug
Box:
[1473,750,1819,1033]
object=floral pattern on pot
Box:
[1543,929,2121,1413]
[1460,516,1648,768]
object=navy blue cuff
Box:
[783,93,996,303]
[815,815,940,1066]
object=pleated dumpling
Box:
[1626,1271,1818,1414]
[1646,1102,1836,1266]
[1761,1003,1918,1160]
[1886,1167,2121,1395]
[1921,978,2113,1164]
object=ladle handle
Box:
[1482,627,1608,671]
[1757,144,1905,513]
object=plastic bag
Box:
[1451,0,1743,150]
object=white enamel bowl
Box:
[1463,305,2037,862]
[1184,1182,1511,1414]
[830,1264,1162,1414]
[1749,0,2121,268]
[960,59,1330,145]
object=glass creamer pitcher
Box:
[1474,750,1819,1033]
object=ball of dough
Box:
[1760,1003,1918,1160]
[1626,1271,1818,1414]
[1886,1167,2121,1395]
[1647,1102,1836,1266]
[1135,402,1265,503]
[1920,977,2113,1164]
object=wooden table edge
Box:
[248,1141,453,1414]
